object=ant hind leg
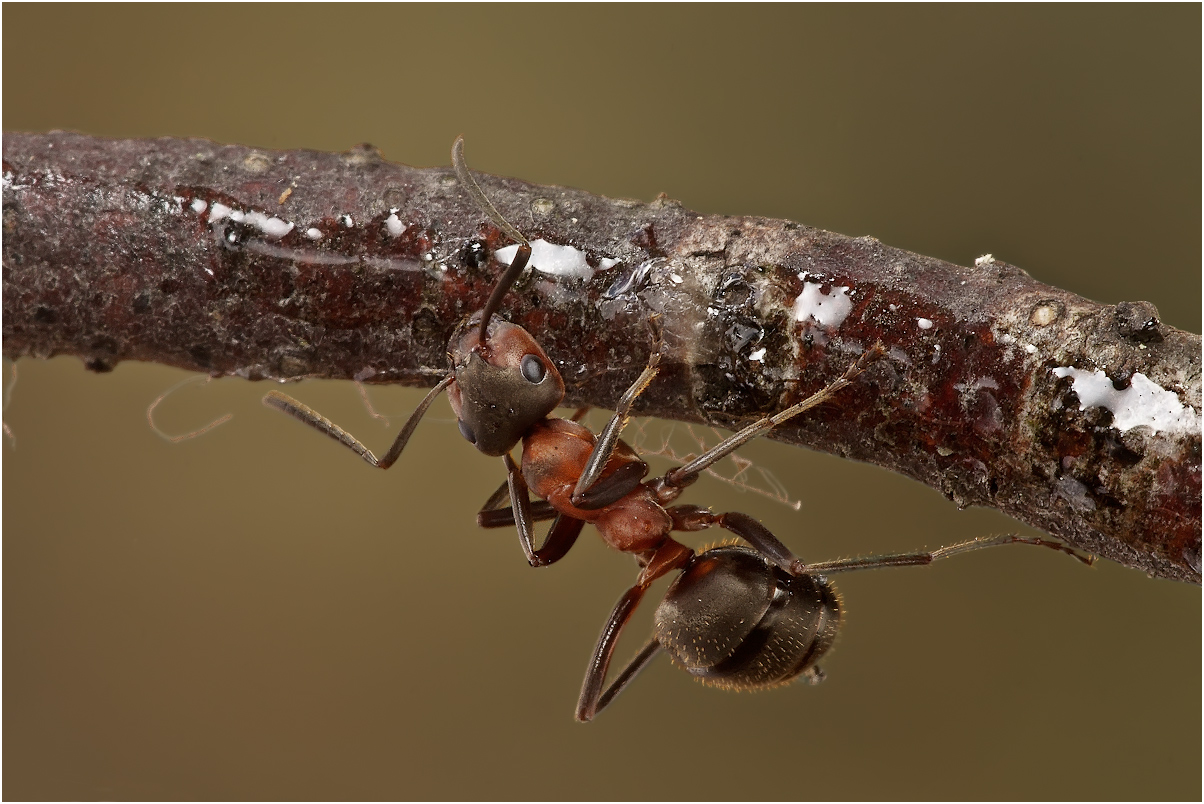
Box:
[801,533,1095,575]
[669,505,807,576]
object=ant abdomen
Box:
[653,545,842,690]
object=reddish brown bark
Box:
[3,132,1199,582]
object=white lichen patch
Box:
[975,253,996,267]
[495,239,599,280]
[208,202,232,223]
[917,317,933,330]
[196,199,294,239]
[1052,366,1200,435]
[792,281,852,327]
[241,211,294,239]
[385,211,406,238]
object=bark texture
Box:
[3,131,1200,582]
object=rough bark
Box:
[3,131,1200,583]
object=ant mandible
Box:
[263,138,1093,722]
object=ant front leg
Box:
[476,407,591,560]
[500,454,586,567]
[477,499,558,528]
[477,406,593,514]
[479,507,584,567]
[263,376,454,469]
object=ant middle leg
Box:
[263,375,454,469]
[586,637,664,722]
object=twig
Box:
[2,132,1199,582]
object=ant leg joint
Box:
[662,468,699,490]
[715,512,804,576]
[667,504,717,532]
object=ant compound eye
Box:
[459,238,489,268]
[457,419,477,445]
[520,354,546,384]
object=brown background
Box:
[3,5,1199,800]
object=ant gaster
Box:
[264,138,1093,722]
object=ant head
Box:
[446,310,566,456]
[654,545,842,690]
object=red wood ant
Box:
[263,138,1093,721]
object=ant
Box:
[263,138,1093,722]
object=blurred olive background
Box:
[3,5,1199,800]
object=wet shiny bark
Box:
[3,132,1200,582]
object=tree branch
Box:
[3,131,1199,582]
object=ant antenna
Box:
[452,136,533,345]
